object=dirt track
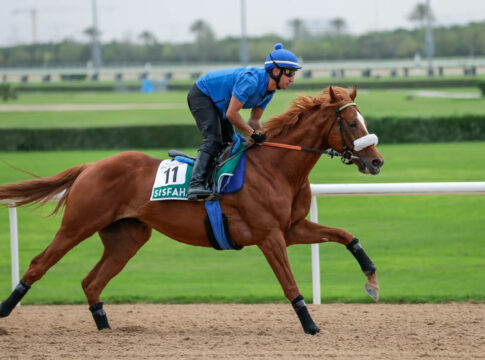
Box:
[0,304,484,359]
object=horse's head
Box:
[324,86,384,175]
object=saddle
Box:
[167,134,249,198]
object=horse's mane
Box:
[263,87,350,139]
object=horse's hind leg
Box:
[0,225,95,318]
[81,218,152,330]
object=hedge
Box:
[478,81,485,96]
[0,125,201,151]
[370,116,485,143]
[0,84,18,101]
[1,116,484,151]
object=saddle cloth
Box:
[150,135,247,201]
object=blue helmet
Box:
[264,43,301,71]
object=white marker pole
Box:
[310,196,321,305]
[9,206,20,293]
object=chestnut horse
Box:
[0,86,383,335]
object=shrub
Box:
[0,84,18,101]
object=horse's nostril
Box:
[371,158,382,167]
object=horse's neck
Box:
[262,111,330,186]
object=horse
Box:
[0,86,384,335]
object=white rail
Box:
[3,182,485,304]
[309,182,485,304]
[311,182,485,196]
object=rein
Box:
[259,102,360,165]
[258,141,358,164]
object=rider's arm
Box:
[226,96,255,136]
[248,107,264,132]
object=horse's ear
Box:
[328,86,337,103]
[350,84,357,101]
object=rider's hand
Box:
[250,131,266,143]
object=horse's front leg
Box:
[258,230,320,335]
[285,219,379,301]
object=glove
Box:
[251,131,266,143]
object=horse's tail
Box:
[0,164,89,215]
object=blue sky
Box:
[1,0,484,46]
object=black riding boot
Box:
[187,151,214,201]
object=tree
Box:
[139,30,157,47]
[83,26,101,42]
[464,23,484,57]
[190,20,215,43]
[83,26,102,67]
[287,18,309,40]
[7,46,31,64]
[408,3,434,29]
[328,18,347,36]
[57,40,85,63]
[189,19,217,62]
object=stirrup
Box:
[205,192,221,201]
[187,188,213,201]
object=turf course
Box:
[0,87,484,128]
[0,142,484,304]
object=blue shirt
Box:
[196,67,274,120]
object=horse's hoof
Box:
[0,302,10,318]
[365,282,379,302]
[0,301,15,318]
[304,324,321,335]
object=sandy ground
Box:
[0,303,484,359]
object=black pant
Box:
[187,84,234,157]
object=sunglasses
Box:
[283,68,297,77]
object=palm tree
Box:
[408,2,435,75]
[83,26,102,68]
[189,20,216,62]
[139,30,157,47]
[83,26,101,42]
[329,18,347,36]
[408,3,434,29]
[287,18,309,40]
[190,19,215,42]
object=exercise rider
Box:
[186,43,301,201]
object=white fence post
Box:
[8,206,20,293]
[310,196,321,305]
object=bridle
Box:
[259,102,365,165]
[326,102,358,165]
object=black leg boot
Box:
[187,151,214,201]
[0,280,31,318]
[89,302,111,330]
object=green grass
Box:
[0,142,484,304]
[0,109,188,128]
[6,91,189,105]
[1,87,485,128]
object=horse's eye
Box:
[349,121,357,128]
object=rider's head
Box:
[265,43,301,90]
